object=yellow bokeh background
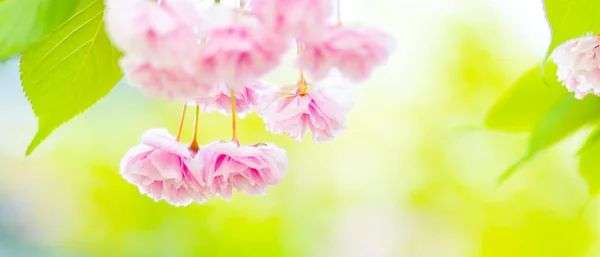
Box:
[1,0,599,256]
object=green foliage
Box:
[542,0,600,65]
[579,134,600,196]
[577,125,600,155]
[0,0,78,60]
[21,0,122,155]
[498,96,600,183]
[529,96,600,152]
[578,124,600,196]
[485,63,567,132]
[492,0,600,185]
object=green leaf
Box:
[579,139,600,196]
[497,155,532,187]
[577,124,600,155]
[496,0,600,185]
[498,95,600,184]
[485,62,567,132]
[0,0,79,60]
[542,0,600,65]
[21,0,122,155]
[529,97,600,151]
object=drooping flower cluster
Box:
[257,76,355,142]
[553,35,600,99]
[105,0,395,205]
[121,128,288,205]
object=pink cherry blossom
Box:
[250,0,334,40]
[257,76,355,142]
[120,57,217,101]
[104,0,201,67]
[120,128,207,206]
[553,35,600,99]
[200,141,288,199]
[194,7,289,88]
[298,26,396,82]
[195,81,267,118]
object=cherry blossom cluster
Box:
[104,0,395,206]
[553,34,600,99]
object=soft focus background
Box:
[1,0,598,256]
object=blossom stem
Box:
[296,42,308,94]
[189,105,200,153]
[231,89,239,144]
[175,105,188,141]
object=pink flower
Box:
[257,76,355,142]
[553,35,600,99]
[195,82,267,118]
[104,0,201,67]
[298,26,396,82]
[194,7,289,88]
[120,57,216,101]
[250,0,334,40]
[120,128,207,206]
[200,141,288,199]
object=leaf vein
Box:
[71,12,105,87]
[25,2,102,78]
[29,39,93,86]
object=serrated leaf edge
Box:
[20,0,122,156]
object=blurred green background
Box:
[1,0,599,256]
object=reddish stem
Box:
[176,105,188,141]
[231,89,239,144]
[296,42,308,94]
[189,105,200,153]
